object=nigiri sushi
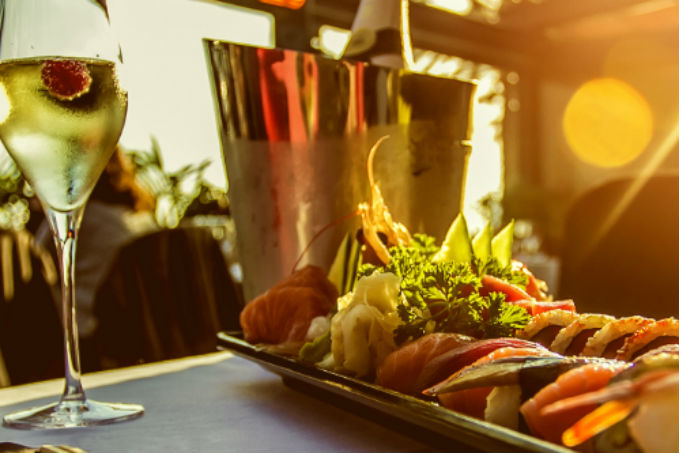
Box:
[424,355,621,398]
[550,313,616,356]
[425,354,624,435]
[616,318,679,361]
[582,316,653,359]
[438,346,558,424]
[517,310,579,349]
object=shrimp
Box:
[291,136,410,272]
[519,361,629,445]
[357,136,411,265]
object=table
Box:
[0,352,430,452]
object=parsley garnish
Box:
[473,256,529,288]
[358,233,531,345]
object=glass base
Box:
[3,399,144,429]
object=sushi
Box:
[582,316,654,358]
[616,318,679,361]
[540,345,679,452]
[438,346,559,426]
[550,313,616,355]
[517,309,579,349]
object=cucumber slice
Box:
[432,213,473,263]
[327,232,362,295]
[472,222,492,261]
[491,219,515,268]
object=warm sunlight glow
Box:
[413,49,505,233]
[108,0,275,189]
[563,78,653,167]
[586,119,679,260]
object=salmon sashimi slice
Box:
[375,332,476,395]
[240,265,337,346]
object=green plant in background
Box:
[0,151,33,231]
[125,137,229,228]
[1,139,230,231]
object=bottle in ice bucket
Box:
[342,0,414,69]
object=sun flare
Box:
[563,78,653,167]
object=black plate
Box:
[217,331,576,453]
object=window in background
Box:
[107,0,275,191]
[1,1,274,231]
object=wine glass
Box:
[0,0,144,428]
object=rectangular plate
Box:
[217,331,576,453]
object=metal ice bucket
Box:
[205,41,476,301]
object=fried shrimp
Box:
[357,136,411,265]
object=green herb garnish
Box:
[482,292,532,338]
[299,330,332,364]
[358,230,530,345]
[474,256,528,288]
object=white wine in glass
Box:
[0,0,144,428]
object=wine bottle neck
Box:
[343,27,401,59]
[342,0,413,70]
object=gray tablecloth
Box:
[0,354,430,452]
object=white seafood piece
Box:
[617,318,679,361]
[517,309,579,348]
[627,372,679,453]
[582,316,653,358]
[484,385,522,430]
[551,313,616,355]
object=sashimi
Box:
[376,332,476,395]
[520,361,628,444]
[240,265,337,346]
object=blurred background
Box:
[0,0,677,385]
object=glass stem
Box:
[45,205,86,403]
